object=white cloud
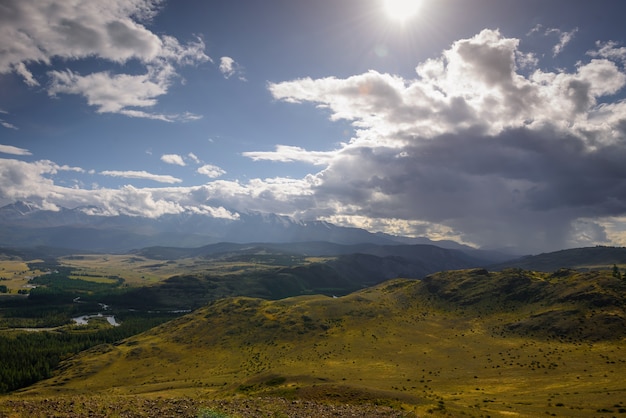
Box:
[161,154,186,166]
[100,170,182,184]
[13,62,39,87]
[588,41,626,63]
[0,158,84,206]
[266,28,626,253]
[0,110,18,130]
[243,145,335,165]
[528,26,578,57]
[1,121,18,130]
[48,68,167,115]
[0,0,210,119]
[187,152,200,164]
[219,56,246,80]
[0,145,32,156]
[3,28,626,252]
[548,27,578,56]
[197,164,226,178]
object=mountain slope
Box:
[18,268,626,417]
[490,246,626,271]
[106,248,485,309]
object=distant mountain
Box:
[489,246,626,272]
[0,201,484,255]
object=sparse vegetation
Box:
[197,407,231,418]
[1,248,626,417]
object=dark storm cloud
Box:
[266,28,626,253]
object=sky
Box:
[2,0,626,254]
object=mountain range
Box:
[0,201,476,253]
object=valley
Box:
[0,244,625,417]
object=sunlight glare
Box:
[383,0,422,23]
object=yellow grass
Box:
[0,260,45,293]
[58,254,329,286]
[13,277,626,417]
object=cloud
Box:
[219,56,246,80]
[0,145,31,156]
[588,41,626,63]
[48,68,169,118]
[548,27,578,56]
[266,28,626,253]
[0,158,84,207]
[100,170,182,184]
[161,154,186,166]
[0,0,210,119]
[0,157,241,219]
[13,62,39,87]
[187,152,200,164]
[2,28,626,253]
[0,110,18,130]
[197,164,226,178]
[243,145,335,165]
[1,121,18,130]
[528,25,578,57]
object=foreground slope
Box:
[8,269,626,417]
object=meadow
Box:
[3,268,624,417]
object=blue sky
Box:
[2,0,626,253]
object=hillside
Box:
[97,247,487,310]
[8,268,626,417]
[490,246,626,271]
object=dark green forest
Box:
[0,313,176,393]
[0,264,184,393]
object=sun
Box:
[382,0,422,23]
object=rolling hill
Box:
[10,268,626,417]
[490,246,626,271]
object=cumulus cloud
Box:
[187,152,200,164]
[3,28,626,253]
[266,28,626,253]
[161,153,186,166]
[588,40,626,63]
[219,56,246,80]
[100,170,182,184]
[0,158,84,206]
[197,164,226,178]
[0,0,210,119]
[0,157,244,219]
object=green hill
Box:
[7,268,626,417]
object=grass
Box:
[0,260,45,294]
[7,268,625,417]
[57,254,331,287]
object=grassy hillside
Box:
[6,268,626,417]
[491,246,626,272]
